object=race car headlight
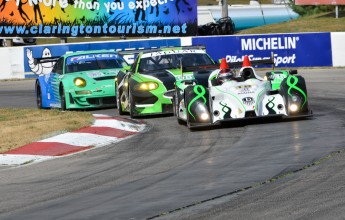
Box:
[74,77,87,88]
[134,82,159,91]
[200,113,209,121]
[289,104,298,112]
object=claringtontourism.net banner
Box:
[0,0,197,37]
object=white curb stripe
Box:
[0,115,147,167]
[0,154,54,166]
[38,133,121,147]
[92,119,146,132]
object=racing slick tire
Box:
[116,86,125,116]
[129,90,136,118]
[174,90,185,125]
[36,82,43,109]
[60,85,67,111]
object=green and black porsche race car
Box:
[116,46,218,117]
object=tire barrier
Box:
[198,17,236,36]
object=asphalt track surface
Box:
[0,69,344,220]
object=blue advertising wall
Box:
[23,32,334,78]
[24,38,181,77]
[192,33,333,68]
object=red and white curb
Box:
[0,114,146,167]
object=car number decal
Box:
[175,74,194,81]
[87,72,105,78]
[141,50,206,58]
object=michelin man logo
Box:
[26,47,56,75]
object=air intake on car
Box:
[94,76,115,81]
[245,111,256,118]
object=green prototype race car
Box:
[35,50,128,110]
[116,46,218,117]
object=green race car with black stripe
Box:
[116,46,218,117]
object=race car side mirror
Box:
[265,72,273,81]
[289,70,298,75]
[123,65,131,72]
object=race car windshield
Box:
[138,53,214,73]
[65,53,127,73]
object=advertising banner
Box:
[23,38,181,77]
[192,33,333,68]
[0,0,197,37]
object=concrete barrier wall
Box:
[331,32,345,67]
[0,32,344,80]
[0,47,24,80]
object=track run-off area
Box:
[0,69,345,220]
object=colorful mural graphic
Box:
[0,0,197,37]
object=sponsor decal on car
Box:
[141,49,206,58]
[175,74,194,81]
[87,72,105,78]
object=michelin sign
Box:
[192,33,333,67]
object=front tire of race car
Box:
[174,91,185,125]
[117,86,125,115]
[36,83,43,109]
[129,90,136,118]
[60,85,67,111]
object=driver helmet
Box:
[217,58,234,84]
[217,68,235,84]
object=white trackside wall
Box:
[331,32,345,67]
